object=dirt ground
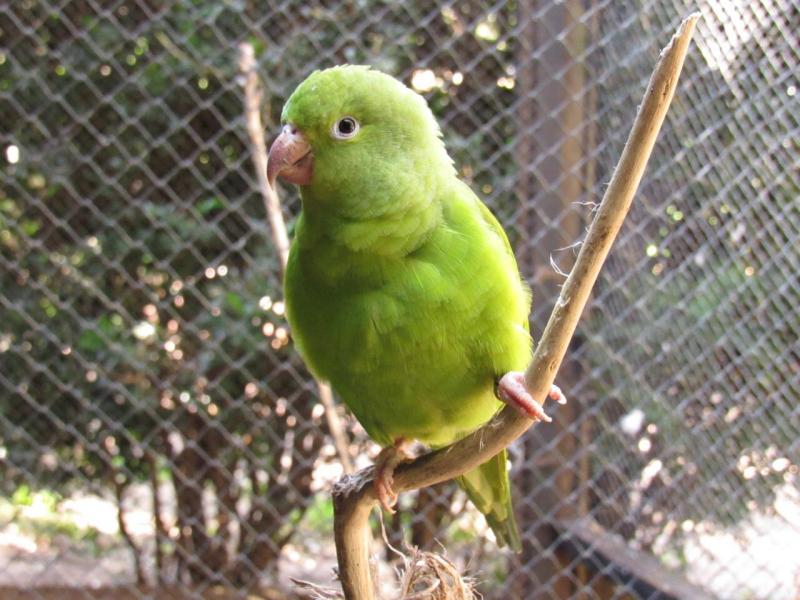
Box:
[0,585,304,600]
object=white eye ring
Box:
[332,116,360,139]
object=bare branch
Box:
[238,42,290,272]
[331,13,700,599]
[112,473,146,586]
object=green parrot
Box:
[268,66,564,551]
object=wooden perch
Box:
[238,43,354,475]
[331,13,700,600]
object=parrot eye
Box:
[332,116,360,139]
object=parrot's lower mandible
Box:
[269,66,565,551]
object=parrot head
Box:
[267,66,454,219]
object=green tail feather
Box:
[456,449,522,552]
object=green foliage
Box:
[0,491,102,550]
[11,484,36,507]
[299,494,335,536]
[0,1,323,582]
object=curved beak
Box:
[267,124,313,187]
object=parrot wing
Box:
[474,195,530,337]
[454,191,528,551]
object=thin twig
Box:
[331,13,700,599]
[113,473,147,586]
[153,31,227,80]
[147,450,169,585]
[238,43,291,270]
[238,42,354,475]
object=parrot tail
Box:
[456,449,522,552]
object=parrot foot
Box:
[373,438,413,514]
[496,371,567,423]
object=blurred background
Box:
[1,1,798,599]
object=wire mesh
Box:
[1,1,798,599]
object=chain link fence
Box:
[1,1,798,598]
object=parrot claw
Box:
[549,383,568,405]
[496,372,567,422]
[373,439,413,514]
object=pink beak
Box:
[267,124,313,187]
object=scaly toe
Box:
[374,472,397,514]
[373,439,412,513]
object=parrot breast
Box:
[284,180,531,448]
